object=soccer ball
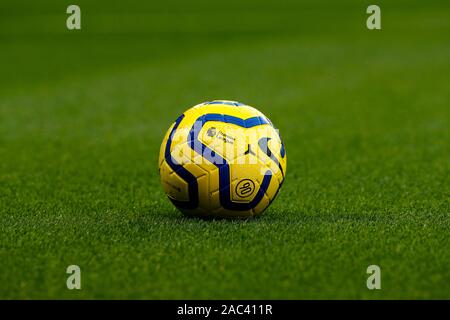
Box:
[159,100,286,218]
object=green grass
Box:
[0,0,449,299]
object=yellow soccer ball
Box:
[158,100,286,218]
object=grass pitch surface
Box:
[0,0,449,299]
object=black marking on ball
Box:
[235,179,256,198]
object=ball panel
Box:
[159,160,190,202]
[188,103,267,122]
[229,161,264,203]
[252,189,271,216]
